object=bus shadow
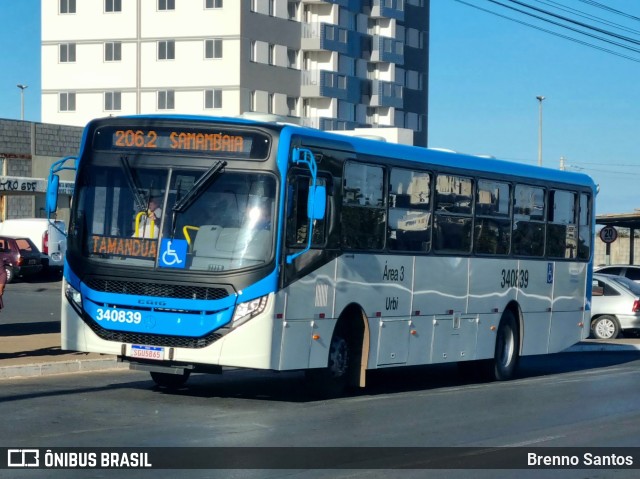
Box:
[149,351,640,402]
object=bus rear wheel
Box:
[150,370,191,390]
[493,310,519,381]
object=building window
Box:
[158,90,175,110]
[205,39,223,59]
[105,0,122,12]
[205,0,222,8]
[286,96,297,116]
[105,91,122,111]
[250,41,257,62]
[269,44,276,65]
[158,0,175,10]
[59,43,76,63]
[205,89,222,109]
[104,42,122,62]
[268,93,274,114]
[60,0,76,14]
[158,40,175,60]
[251,0,258,12]
[269,0,275,16]
[287,48,298,69]
[59,92,76,112]
[250,91,257,111]
[287,1,298,20]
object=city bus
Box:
[47,114,596,395]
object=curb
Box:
[0,357,128,380]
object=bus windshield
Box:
[72,154,276,272]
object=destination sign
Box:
[93,125,271,159]
[89,235,157,259]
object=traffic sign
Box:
[599,226,618,244]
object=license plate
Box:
[131,345,164,360]
[28,259,37,265]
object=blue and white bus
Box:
[47,115,596,394]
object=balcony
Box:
[370,35,404,64]
[302,22,363,57]
[369,80,403,108]
[302,69,362,103]
[370,0,405,21]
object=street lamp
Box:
[536,95,545,167]
[17,84,28,121]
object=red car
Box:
[0,235,43,283]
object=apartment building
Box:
[42,0,429,146]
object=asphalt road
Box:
[0,274,61,333]
[1,350,640,479]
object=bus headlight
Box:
[65,283,83,315]
[232,295,268,328]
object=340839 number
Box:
[96,308,142,324]
[500,269,529,288]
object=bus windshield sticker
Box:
[89,235,157,259]
[158,239,188,269]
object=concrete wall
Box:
[0,119,81,224]
[595,233,640,267]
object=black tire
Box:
[150,370,191,389]
[305,327,358,398]
[493,310,520,381]
[5,266,14,284]
[591,315,620,340]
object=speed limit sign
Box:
[599,226,618,244]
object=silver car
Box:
[590,273,640,339]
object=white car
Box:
[594,265,640,283]
[591,273,640,339]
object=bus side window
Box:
[286,176,327,247]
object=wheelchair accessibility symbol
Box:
[159,239,187,269]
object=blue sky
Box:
[0,0,638,214]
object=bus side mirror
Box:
[46,174,60,215]
[308,185,326,220]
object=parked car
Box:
[590,273,640,339]
[0,235,43,283]
[594,264,640,283]
[0,218,66,275]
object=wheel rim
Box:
[498,326,515,368]
[328,337,349,378]
[595,318,616,339]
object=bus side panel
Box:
[335,254,414,369]
[413,257,474,365]
[548,262,588,353]
[276,261,337,369]
[412,256,469,316]
[517,260,554,356]
[468,258,518,360]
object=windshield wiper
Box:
[172,160,227,213]
[120,156,147,212]
[170,160,227,236]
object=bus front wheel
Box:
[150,370,191,390]
[305,328,356,398]
[493,310,519,381]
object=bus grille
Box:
[85,277,230,300]
[83,314,223,349]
